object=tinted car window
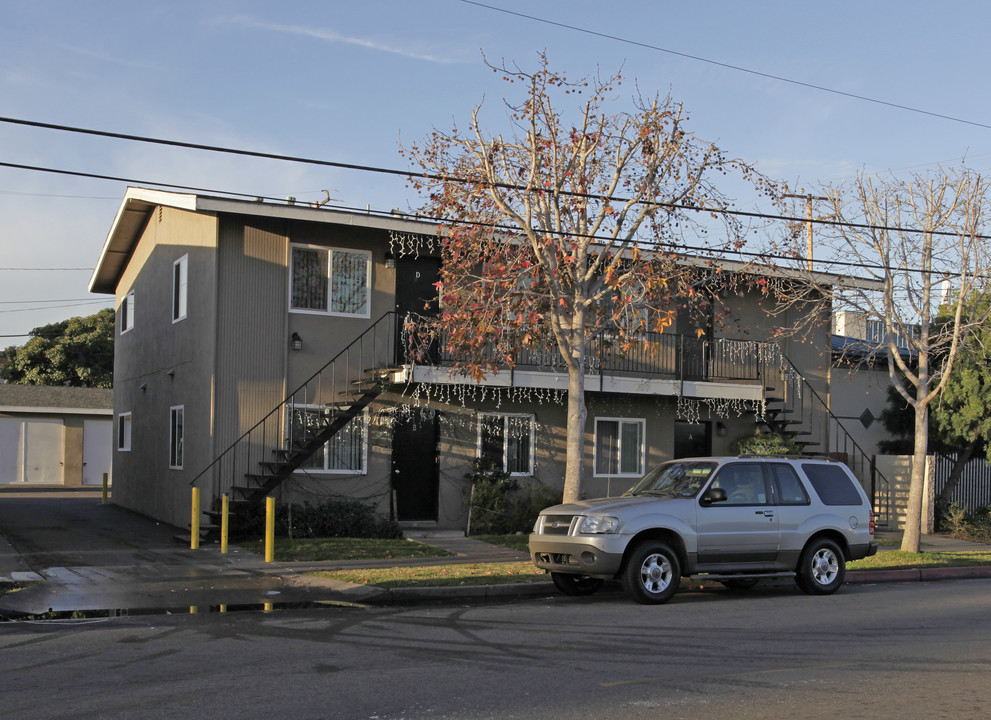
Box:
[770,463,810,505]
[802,464,863,506]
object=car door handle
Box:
[755,510,774,517]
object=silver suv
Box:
[529,457,878,604]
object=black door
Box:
[391,408,440,521]
[675,299,713,381]
[674,421,711,459]
[395,257,441,364]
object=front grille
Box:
[539,514,576,535]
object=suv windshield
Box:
[626,461,716,498]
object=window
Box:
[769,463,810,505]
[173,255,188,322]
[290,245,370,317]
[478,413,534,475]
[802,463,863,506]
[120,291,135,334]
[287,406,368,474]
[594,418,645,476]
[169,406,184,469]
[709,463,768,505]
[117,412,132,451]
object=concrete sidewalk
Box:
[3,492,991,618]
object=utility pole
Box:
[783,192,829,271]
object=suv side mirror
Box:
[700,487,727,506]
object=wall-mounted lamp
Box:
[385,254,396,269]
[716,421,728,437]
[291,332,303,351]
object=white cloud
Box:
[215,16,462,64]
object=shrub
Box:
[730,429,801,456]
[464,460,561,535]
[231,498,402,540]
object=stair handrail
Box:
[777,353,892,523]
[190,311,398,490]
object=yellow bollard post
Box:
[264,496,275,563]
[102,473,109,504]
[220,493,229,554]
[190,487,200,550]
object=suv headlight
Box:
[578,515,620,534]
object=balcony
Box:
[392,332,775,402]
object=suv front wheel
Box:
[795,538,845,595]
[622,541,681,605]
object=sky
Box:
[2,0,991,344]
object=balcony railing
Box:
[437,331,772,384]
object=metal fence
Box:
[931,453,991,513]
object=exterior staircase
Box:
[761,355,892,528]
[190,312,401,539]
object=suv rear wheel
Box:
[622,541,680,605]
[796,538,845,595]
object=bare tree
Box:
[404,56,778,502]
[775,169,991,552]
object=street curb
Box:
[376,581,556,605]
[846,566,991,584]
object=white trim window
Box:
[169,406,184,469]
[172,254,188,323]
[120,290,135,334]
[117,412,132,451]
[287,405,368,474]
[594,417,645,477]
[478,413,535,476]
[290,244,371,317]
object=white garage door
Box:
[0,417,64,484]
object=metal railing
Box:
[444,332,772,384]
[770,355,892,526]
[190,311,399,511]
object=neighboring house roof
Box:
[832,334,914,364]
[0,384,114,415]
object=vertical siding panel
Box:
[212,216,288,499]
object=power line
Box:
[457,0,991,132]
[0,297,98,304]
[0,266,93,271]
[0,119,982,275]
[0,299,111,315]
[0,156,974,277]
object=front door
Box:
[391,408,440,521]
[674,421,711,459]
[82,419,113,485]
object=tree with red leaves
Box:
[404,57,778,502]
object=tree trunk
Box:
[561,364,587,504]
[900,405,930,553]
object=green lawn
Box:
[309,562,546,589]
[848,550,991,571]
[237,537,455,563]
[236,535,991,590]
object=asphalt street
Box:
[3,577,991,719]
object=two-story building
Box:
[90,187,849,533]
